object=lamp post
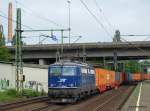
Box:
[67,0,71,44]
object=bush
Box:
[0,47,11,62]
[0,89,18,102]
[1,88,45,99]
[0,89,46,102]
[22,89,41,98]
[6,89,18,97]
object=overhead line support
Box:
[15,8,24,94]
[22,29,70,32]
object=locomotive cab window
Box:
[90,69,95,74]
[50,67,61,76]
[81,68,88,74]
[62,67,76,76]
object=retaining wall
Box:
[0,62,48,92]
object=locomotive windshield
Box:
[50,67,61,76]
[50,66,76,76]
[62,67,75,76]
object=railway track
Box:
[57,85,136,111]
[92,85,136,111]
[92,92,121,111]
[30,104,71,111]
[0,85,136,111]
[0,96,49,111]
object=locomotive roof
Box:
[50,60,93,68]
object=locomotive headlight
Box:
[70,83,74,87]
[50,84,54,87]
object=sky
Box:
[0,0,150,44]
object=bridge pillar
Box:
[39,59,46,65]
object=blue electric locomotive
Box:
[48,60,96,103]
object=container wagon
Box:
[108,70,116,89]
[144,74,150,80]
[115,72,125,86]
[95,68,107,92]
[131,73,142,82]
[95,68,116,92]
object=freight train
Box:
[48,60,149,103]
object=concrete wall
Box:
[0,63,15,90]
[23,66,48,92]
[0,62,48,92]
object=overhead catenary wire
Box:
[93,0,115,32]
[1,0,149,59]
[79,0,113,39]
[121,34,150,41]
[13,0,81,44]
[80,0,149,64]
[120,34,150,54]
[0,11,54,44]
[14,0,67,29]
[120,37,150,58]
[143,36,150,41]
[80,0,118,69]
[0,11,35,30]
[0,11,75,45]
[80,0,149,59]
[121,34,150,37]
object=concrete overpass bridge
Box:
[8,41,150,65]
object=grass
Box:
[0,89,19,102]
[0,89,47,102]
[22,89,45,98]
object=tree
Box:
[0,25,5,46]
[124,60,141,73]
[0,26,11,61]
[0,32,5,46]
[0,46,11,62]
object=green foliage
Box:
[6,89,18,97]
[124,60,141,73]
[0,32,5,46]
[22,89,41,98]
[0,88,46,102]
[0,47,11,61]
[105,64,113,70]
[0,89,19,102]
[0,30,11,61]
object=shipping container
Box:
[125,72,132,82]
[95,68,116,92]
[95,68,107,92]
[120,72,125,84]
[108,70,115,88]
[115,72,121,86]
[131,73,141,81]
[144,74,150,80]
[115,72,125,86]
